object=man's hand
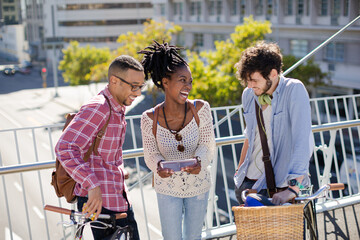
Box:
[271,189,296,205]
[181,162,201,174]
[83,186,102,219]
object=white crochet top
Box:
[141,101,216,198]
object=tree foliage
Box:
[59,20,182,85]
[188,17,329,107]
[188,17,272,107]
[58,41,111,85]
[282,55,330,88]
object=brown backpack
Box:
[51,96,111,203]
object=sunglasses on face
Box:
[113,75,146,92]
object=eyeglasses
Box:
[113,75,146,92]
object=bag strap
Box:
[83,95,112,161]
[188,100,200,126]
[255,102,276,195]
[152,103,162,137]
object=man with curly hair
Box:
[234,41,314,205]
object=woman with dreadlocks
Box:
[139,41,216,240]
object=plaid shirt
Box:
[55,86,128,212]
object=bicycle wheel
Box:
[303,200,317,240]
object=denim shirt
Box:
[234,76,314,191]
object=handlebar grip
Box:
[44,205,72,215]
[329,183,345,191]
[114,213,127,219]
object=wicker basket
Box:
[232,204,304,240]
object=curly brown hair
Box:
[235,41,283,87]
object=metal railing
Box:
[1,94,360,240]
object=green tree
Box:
[188,17,272,107]
[89,19,183,84]
[58,41,111,85]
[283,55,330,88]
[59,20,182,87]
[188,17,328,107]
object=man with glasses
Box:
[55,55,145,239]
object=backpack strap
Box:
[84,95,112,160]
[188,100,200,126]
[152,104,161,137]
[152,100,200,138]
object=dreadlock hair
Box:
[138,40,188,90]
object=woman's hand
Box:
[157,161,174,178]
[181,161,201,175]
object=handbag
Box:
[51,95,112,203]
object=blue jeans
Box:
[157,191,209,240]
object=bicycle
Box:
[232,183,345,240]
[44,204,129,240]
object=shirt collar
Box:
[101,85,126,114]
[272,74,285,97]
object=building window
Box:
[174,2,183,19]
[306,0,310,16]
[343,0,349,16]
[266,0,273,16]
[319,0,328,16]
[209,0,215,15]
[290,40,308,58]
[255,0,264,16]
[331,0,341,16]
[194,33,204,48]
[325,42,344,62]
[216,0,222,15]
[57,3,153,10]
[159,4,165,16]
[190,1,201,16]
[297,0,304,15]
[240,0,246,22]
[58,19,147,27]
[285,0,293,16]
[231,0,237,16]
[176,32,185,46]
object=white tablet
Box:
[160,158,197,172]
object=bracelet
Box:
[287,187,299,197]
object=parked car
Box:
[18,67,31,74]
[3,67,16,75]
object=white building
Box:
[0,24,29,63]
[152,0,360,95]
[25,0,153,68]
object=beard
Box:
[260,79,272,95]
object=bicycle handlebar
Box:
[241,183,345,203]
[44,205,127,220]
[295,183,345,201]
[329,183,345,191]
